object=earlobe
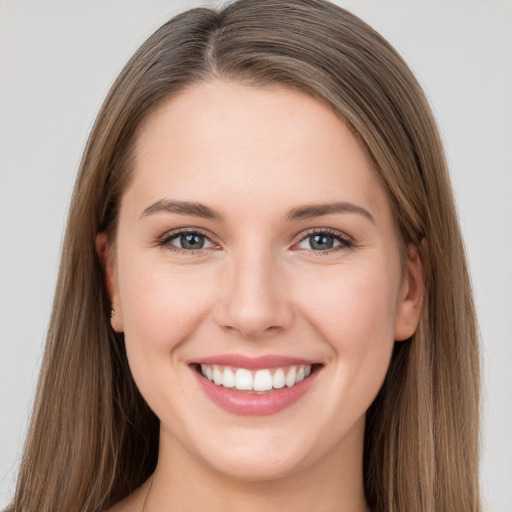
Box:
[95,233,124,333]
[394,242,425,342]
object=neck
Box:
[145,417,368,512]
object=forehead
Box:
[124,80,390,222]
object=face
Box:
[100,80,423,482]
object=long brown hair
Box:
[11,1,480,511]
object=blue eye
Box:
[296,231,351,252]
[159,229,351,254]
[162,231,215,251]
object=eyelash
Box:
[295,228,354,255]
[157,228,218,255]
[157,228,354,255]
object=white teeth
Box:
[285,367,297,387]
[272,368,285,389]
[253,369,273,391]
[235,369,253,390]
[200,364,314,391]
[213,366,223,385]
[222,368,235,388]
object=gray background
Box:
[1,1,511,510]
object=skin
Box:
[99,80,424,512]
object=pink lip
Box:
[189,361,321,416]
[189,353,317,370]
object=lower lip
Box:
[191,366,320,416]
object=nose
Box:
[214,249,294,339]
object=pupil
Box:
[181,233,204,249]
[311,234,333,250]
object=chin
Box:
[205,447,311,483]
[184,422,329,484]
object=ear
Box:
[96,233,124,333]
[394,242,425,341]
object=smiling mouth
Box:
[192,363,322,394]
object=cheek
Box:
[300,263,399,344]
[116,258,220,417]
[297,260,400,391]
[118,256,215,354]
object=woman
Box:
[9,1,480,511]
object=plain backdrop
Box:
[1,1,511,510]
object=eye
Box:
[160,230,216,251]
[295,230,352,252]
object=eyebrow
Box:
[140,199,223,220]
[140,199,375,224]
[286,202,375,224]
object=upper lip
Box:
[188,354,318,370]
